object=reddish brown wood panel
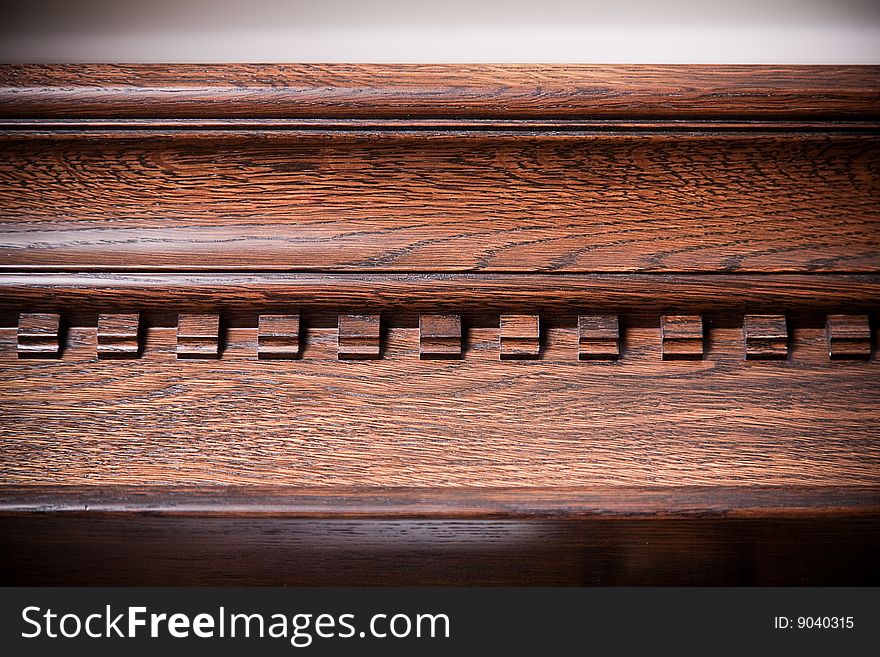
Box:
[1,65,878,120]
[1,322,877,488]
[0,65,878,585]
[1,133,877,273]
[1,273,877,313]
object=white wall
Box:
[2,0,879,63]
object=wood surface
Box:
[15,312,59,357]
[1,65,878,120]
[419,314,462,359]
[96,313,140,359]
[1,133,877,273]
[743,315,789,360]
[1,322,877,488]
[578,315,620,360]
[0,65,877,585]
[257,313,300,360]
[3,487,877,585]
[827,314,873,360]
[1,273,877,313]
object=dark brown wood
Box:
[578,315,620,360]
[0,486,877,586]
[1,65,878,585]
[827,314,873,360]
[743,314,789,360]
[1,133,877,273]
[96,313,140,359]
[1,273,877,313]
[338,314,380,359]
[1,323,877,488]
[15,312,60,358]
[661,315,704,360]
[176,313,220,359]
[257,313,300,360]
[419,314,461,360]
[3,485,877,518]
[499,314,541,360]
[1,65,878,120]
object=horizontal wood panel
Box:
[4,515,877,585]
[2,65,878,120]
[2,133,877,272]
[2,486,877,518]
[1,324,877,487]
[1,273,877,313]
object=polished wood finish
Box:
[1,487,877,585]
[15,312,60,358]
[1,133,877,274]
[660,315,704,360]
[1,323,876,488]
[419,314,461,360]
[176,313,220,359]
[578,315,620,360]
[2,273,877,313]
[2,65,878,120]
[743,314,789,360]
[96,313,140,359]
[827,314,873,360]
[257,313,300,360]
[0,65,877,585]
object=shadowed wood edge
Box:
[1,486,878,519]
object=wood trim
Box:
[2,486,878,518]
[1,65,878,584]
[2,65,879,120]
[1,273,877,312]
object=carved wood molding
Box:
[0,65,878,585]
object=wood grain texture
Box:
[4,485,877,518]
[827,314,873,360]
[257,313,299,360]
[3,487,877,586]
[1,323,877,488]
[16,312,59,358]
[337,314,380,359]
[578,315,620,360]
[419,314,461,360]
[743,314,789,361]
[3,514,877,586]
[96,313,140,359]
[499,314,541,359]
[1,273,877,313]
[1,65,878,120]
[176,313,220,359]
[1,65,878,584]
[661,315,704,360]
[1,133,877,273]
